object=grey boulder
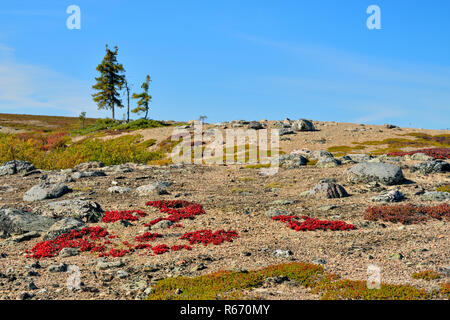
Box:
[410,160,450,175]
[421,191,450,202]
[0,160,35,176]
[292,119,315,132]
[23,183,70,202]
[306,182,349,199]
[371,189,404,202]
[41,199,103,222]
[0,208,55,237]
[44,217,85,240]
[345,162,404,185]
[279,154,307,169]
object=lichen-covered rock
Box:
[0,208,55,237]
[136,181,172,196]
[279,154,307,169]
[316,156,341,168]
[23,183,70,202]
[107,186,132,194]
[71,171,106,180]
[291,119,315,132]
[265,208,290,218]
[73,161,104,171]
[410,160,450,175]
[0,160,35,176]
[306,182,349,199]
[44,217,85,240]
[248,121,264,130]
[345,162,404,185]
[421,191,450,202]
[409,153,434,161]
[345,154,373,163]
[41,199,103,222]
[371,190,404,202]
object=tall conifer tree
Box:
[92,45,125,120]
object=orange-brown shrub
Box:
[364,203,450,225]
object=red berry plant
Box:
[273,215,356,232]
[27,227,109,259]
[364,203,450,225]
[102,210,147,223]
[27,200,237,259]
[388,148,450,159]
[180,230,239,245]
[145,200,206,227]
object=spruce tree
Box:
[92,45,125,120]
[132,75,152,120]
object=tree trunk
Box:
[145,108,148,120]
[112,105,115,120]
[127,89,130,123]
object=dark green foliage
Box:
[132,75,152,119]
[92,45,126,119]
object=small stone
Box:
[97,259,124,270]
[27,282,38,290]
[312,258,327,265]
[273,249,293,258]
[48,263,68,273]
[59,247,80,258]
[117,270,130,279]
[265,208,289,218]
[190,263,207,272]
[389,253,404,260]
[371,189,404,202]
[107,186,132,194]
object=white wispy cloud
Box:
[0,44,99,117]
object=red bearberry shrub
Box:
[145,200,205,226]
[102,210,147,223]
[171,244,192,251]
[135,232,163,243]
[102,248,130,258]
[180,229,239,246]
[388,148,450,159]
[27,227,109,259]
[152,244,170,255]
[364,203,450,225]
[273,215,356,231]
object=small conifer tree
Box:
[132,75,152,120]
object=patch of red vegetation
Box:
[273,215,356,231]
[180,229,239,245]
[27,200,232,259]
[102,210,147,223]
[364,203,450,225]
[388,148,450,159]
[26,226,109,259]
[134,232,163,243]
[145,200,205,226]
[151,244,170,255]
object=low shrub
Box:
[147,261,431,300]
[102,210,147,223]
[147,262,324,300]
[364,203,450,225]
[388,148,450,159]
[273,215,356,231]
[411,270,440,281]
[0,133,165,170]
[436,185,450,193]
[179,230,239,246]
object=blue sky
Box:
[0,0,449,129]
